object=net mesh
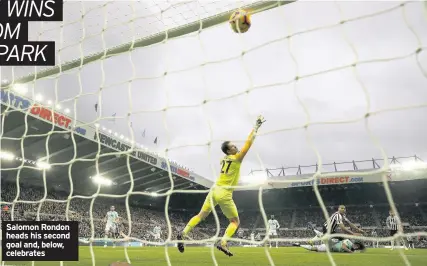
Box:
[1,0,427,265]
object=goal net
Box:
[1,0,427,265]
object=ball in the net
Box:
[229,10,251,33]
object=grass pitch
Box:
[2,246,427,265]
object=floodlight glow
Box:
[114,132,118,136]
[12,84,28,95]
[241,172,268,185]
[390,161,427,171]
[120,135,124,139]
[0,151,15,160]
[36,161,51,170]
[65,108,70,113]
[55,104,61,110]
[47,100,52,105]
[390,164,400,170]
[401,161,427,171]
[35,94,43,101]
[95,123,100,128]
[92,175,113,186]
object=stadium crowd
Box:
[1,182,426,247]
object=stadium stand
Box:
[1,87,426,249]
[2,180,426,248]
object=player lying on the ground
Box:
[177,115,266,257]
[309,205,365,244]
[293,239,366,253]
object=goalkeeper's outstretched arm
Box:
[235,130,256,162]
[235,115,265,162]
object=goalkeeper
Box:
[177,115,266,257]
[293,239,366,253]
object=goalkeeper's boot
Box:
[177,233,185,253]
[292,243,301,247]
[217,241,233,257]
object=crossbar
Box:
[7,1,295,86]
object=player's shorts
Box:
[114,226,123,237]
[390,230,398,236]
[105,223,117,232]
[269,230,278,236]
[154,233,161,239]
[201,187,238,219]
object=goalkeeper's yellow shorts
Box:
[201,187,238,219]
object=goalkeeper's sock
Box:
[221,221,238,245]
[183,215,202,237]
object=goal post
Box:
[1,0,427,265]
[5,1,294,86]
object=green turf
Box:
[2,247,427,265]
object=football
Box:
[229,10,251,33]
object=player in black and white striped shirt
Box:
[406,235,415,249]
[386,210,408,250]
[309,205,365,244]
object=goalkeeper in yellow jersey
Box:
[177,115,266,257]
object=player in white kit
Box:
[104,206,119,247]
[371,229,379,248]
[268,215,280,248]
[237,228,244,245]
[153,225,163,244]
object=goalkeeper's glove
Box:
[254,115,266,131]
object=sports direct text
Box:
[290,176,364,188]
